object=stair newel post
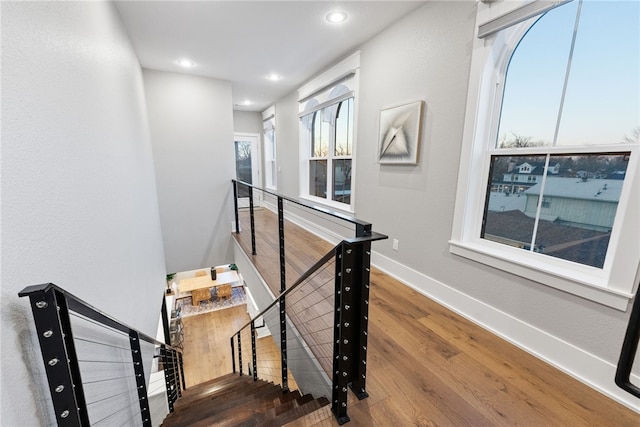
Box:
[230,336,236,374]
[249,185,257,255]
[251,321,258,381]
[279,296,289,392]
[331,243,351,425]
[178,350,186,391]
[233,180,240,234]
[237,332,243,376]
[347,240,371,399]
[19,285,89,426]
[173,349,182,398]
[129,331,151,427]
[161,346,176,412]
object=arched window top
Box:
[497,0,640,149]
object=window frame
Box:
[263,106,277,190]
[450,1,640,310]
[298,52,360,212]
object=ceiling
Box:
[114,1,427,112]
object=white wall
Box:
[233,110,262,135]
[1,2,167,425]
[143,70,235,273]
[270,1,639,410]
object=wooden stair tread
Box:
[161,374,331,427]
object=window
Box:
[263,106,277,190]
[451,1,639,309]
[299,52,359,210]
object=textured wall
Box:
[1,2,166,425]
[143,70,235,273]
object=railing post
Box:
[233,180,240,234]
[249,185,257,255]
[348,241,372,399]
[332,244,350,424]
[278,196,289,392]
[331,240,372,424]
[178,351,186,392]
[251,321,258,381]
[129,331,151,427]
[278,196,286,293]
[237,333,243,376]
[173,349,182,398]
[19,285,90,426]
[355,223,371,238]
[230,336,236,374]
[161,346,177,412]
[279,297,289,392]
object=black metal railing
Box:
[231,179,387,424]
[19,283,185,426]
[615,279,640,398]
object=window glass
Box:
[482,153,630,268]
[497,1,639,148]
[556,2,640,146]
[309,160,327,198]
[335,98,353,156]
[497,1,578,148]
[332,159,351,204]
[312,109,330,157]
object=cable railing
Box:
[231,179,387,424]
[19,283,185,426]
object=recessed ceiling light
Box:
[267,73,281,81]
[242,100,252,106]
[177,58,195,68]
[326,11,348,24]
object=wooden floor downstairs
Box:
[184,207,639,426]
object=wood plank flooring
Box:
[231,208,639,426]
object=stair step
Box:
[262,396,330,427]
[161,374,331,427]
[164,381,282,425]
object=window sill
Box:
[299,194,355,214]
[449,240,633,311]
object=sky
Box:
[497,0,640,147]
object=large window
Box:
[451,0,639,309]
[299,52,359,210]
[305,97,353,204]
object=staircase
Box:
[161,373,330,426]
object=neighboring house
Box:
[523,177,623,231]
[494,161,561,194]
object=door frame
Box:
[234,133,262,206]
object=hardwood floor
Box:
[231,208,639,426]
[181,305,249,388]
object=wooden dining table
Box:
[178,271,240,305]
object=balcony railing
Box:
[231,180,387,424]
[19,283,184,426]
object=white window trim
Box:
[262,105,277,190]
[450,1,640,310]
[298,51,360,213]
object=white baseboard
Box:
[258,199,640,412]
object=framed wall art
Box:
[378,100,423,164]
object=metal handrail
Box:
[19,282,185,426]
[615,280,640,398]
[232,231,387,336]
[20,283,170,348]
[233,179,372,236]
